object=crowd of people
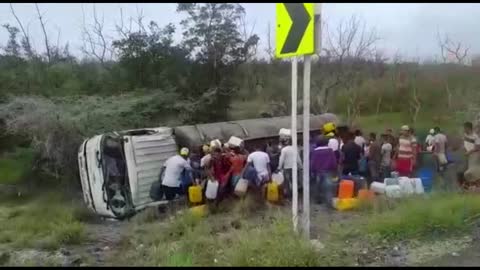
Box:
[156,120,479,207]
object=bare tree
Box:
[408,59,422,125]
[115,7,133,39]
[9,3,34,58]
[437,29,469,65]
[265,22,274,61]
[35,3,51,63]
[436,29,469,109]
[81,4,113,64]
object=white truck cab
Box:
[78,127,178,219]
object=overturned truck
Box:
[77,113,339,219]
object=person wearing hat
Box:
[161,147,192,202]
[425,128,435,152]
[323,122,341,162]
[395,125,418,177]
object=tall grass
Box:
[0,191,88,250]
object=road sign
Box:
[275,3,314,58]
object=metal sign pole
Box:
[291,56,299,233]
[302,55,311,239]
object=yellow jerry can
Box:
[189,204,207,218]
[333,198,359,211]
[266,182,280,203]
[188,185,203,204]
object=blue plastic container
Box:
[417,168,434,193]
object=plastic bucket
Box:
[417,168,434,193]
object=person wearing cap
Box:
[395,125,417,177]
[161,147,192,202]
[425,129,435,151]
[323,122,341,162]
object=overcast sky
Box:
[1,3,479,61]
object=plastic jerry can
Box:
[398,178,415,195]
[385,185,403,198]
[190,204,207,218]
[333,198,359,211]
[234,178,249,197]
[384,178,399,186]
[267,182,280,202]
[357,189,375,201]
[188,185,203,204]
[410,178,425,194]
[370,181,386,194]
[205,180,219,200]
[338,180,355,199]
[272,172,284,185]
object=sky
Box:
[1,3,480,61]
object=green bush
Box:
[0,147,35,185]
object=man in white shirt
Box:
[354,129,366,149]
[246,145,271,187]
[277,138,302,197]
[161,147,192,201]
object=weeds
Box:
[0,191,87,250]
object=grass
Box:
[364,193,480,240]
[110,195,323,267]
[0,191,88,250]
[0,147,35,185]
[332,192,480,244]
[109,190,480,266]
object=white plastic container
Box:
[279,128,291,138]
[205,180,219,200]
[234,178,249,196]
[272,172,284,185]
[399,178,415,195]
[370,182,386,194]
[210,139,222,149]
[384,178,399,186]
[410,178,425,194]
[385,185,403,198]
[228,136,243,148]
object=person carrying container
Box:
[277,137,303,198]
[310,135,338,208]
[209,146,232,205]
[243,144,271,202]
[227,145,247,189]
[161,147,192,205]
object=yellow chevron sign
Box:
[275,3,315,58]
